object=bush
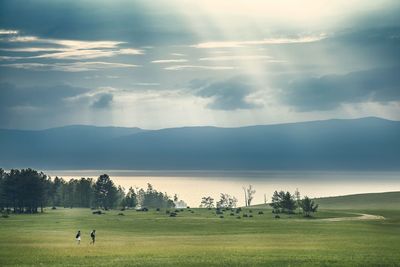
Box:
[191,211,194,213]
[180,209,184,212]
[166,210,170,214]
[136,207,148,212]
[175,209,180,213]
[236,208,242,213]
[92,210,103,215]
[187,206,190,209]
[249,210,252,213]
[243,214,248,218]
[51,206,57,210]
[230,212,235,216]
[156,208,160,211]
[275,215,280,219]
[236,216,241,219]
[258,211,264,215]
[249,214,253,218]
[1,214,9,218]
[169,212,177,217]
[216,209,223,215]
[219,215,224,218]
[118,213,124,216]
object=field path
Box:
[319,213,385,222]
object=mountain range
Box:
[1,117,399,170]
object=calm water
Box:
[45,170,400,207]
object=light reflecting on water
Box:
[45,170,400,207]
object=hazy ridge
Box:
[1,117,399,170]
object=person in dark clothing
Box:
[90,230,96,245]
[76,230,81,245]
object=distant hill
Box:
[0,117,399,170]
[314,191,400,210]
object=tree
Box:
[124,187,138,208]
[1,169,48,213]
[94,174,118,210]
[217,193,238,209]
[294,188,301,213]
[0,168,5,210]
[137,183,175,209]
[300,196,318,217]
[242,187,248,207]
[200,196,214,208]
[246,185,256,207]
[270,190,297,214]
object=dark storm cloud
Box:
[0,83,90,108]
[0,83,111,128]
[91,93,113,109]
[325,27,400,66]
[279,66,400,111]
[192,77,262,110]
[0,0,202,45]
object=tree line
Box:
[270,189,318,217]
[0,168,176,213]
[201,187,318,217]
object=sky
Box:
[0,0,399,130]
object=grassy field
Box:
[1,195,400,266]
[314,191,400,210]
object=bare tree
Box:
[294,188,301,213]
[245,185,256,207]
[242,186,248,207]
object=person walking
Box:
[90,230,96,245]
[76,230,81,245]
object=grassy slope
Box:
[314,191,400,210]
[0,206,399,267]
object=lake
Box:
[44,170,400,207]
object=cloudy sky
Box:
[0,0,399,129]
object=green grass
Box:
[1,204,400,267]
[314,191,400,210]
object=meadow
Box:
[1,194,400,267]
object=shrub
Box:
[118,213,124,216]
[249,210,252,213]
[219,215,224,218]
[230,213,235,216]
[2,214,9,218]
[236,216,241,219]
[169,212,177,217]
[275,215,280,219]
[258,211,264,215]
[249,214,253,218]
[136,207,148,212]
[51,206,57,210]
[243,214,248,218]
[120,208,126,211]
[156,208,160,211]
[92,210,103,215]
[166,210,170,214]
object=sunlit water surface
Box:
[45,170,400,207]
